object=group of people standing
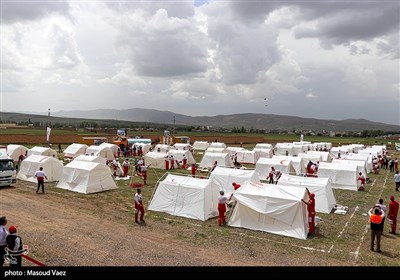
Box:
[369,196,399,253]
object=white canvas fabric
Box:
[305,151,332,162]
[63,143,88,159]
[209,142,227,149]
[205,147,226,153]
[332,159,368,177]
[7,144,28,162]
[173,143,192,151]
[74,155,106,164]
[192,141,209,151]
[254,143,273,149]
[317,162,358,191]
[253,148,273,159]
[199,152,234,168]
[235,150,259,164]
[340,153,372,173]
[144,152,168,169]
[86,146,115,161]
[27,146,58,158]
[278,174,336,214]
[99,143,120,158]
[167,150,196,166]
[133,143,152,155]
[148,174,220,221]
[275,143,294,156]
[225,147,245,157]
[154,144,171,154]
[273,156,305,176]
[16,155,63,182]
[255,157,295,179]
[229,182,309,240]
[209,166,260,196]
[56,160,117,194]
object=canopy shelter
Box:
[278,174,336,214]
[63,143,88,159]
[148,174,220,221]
[229,182,309,240]
[56,160,117,194]
[7,144,28,162]
[16,155,63,183]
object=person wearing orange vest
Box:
[388,195,399,234]
[302,191,316,235]
[369,206,385,252]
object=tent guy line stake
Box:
[352,170,389,263]
[328,205,359,253]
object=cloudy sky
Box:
[1,0,399,125]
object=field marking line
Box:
[327,205,359,253]
[352,170,389,263]
[367,179,376,193]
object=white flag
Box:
[46,127,51,142]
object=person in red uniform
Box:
[191,163,196,177]
[134,188,145,224]
[122,159,130,177]
[302,191,316,235]
[388,195,399,234]
[357,172,366,191]
[141,164,149,185]
[217,190,228,226]
[181,154,187,169]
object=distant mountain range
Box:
[1,108,398,132]
[53,108,399,132]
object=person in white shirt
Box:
[394,170,400,191]
[134,188,145,224]
[34,167,48,194]
[217,190,228,226]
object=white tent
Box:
[199,152,234,168]
[209,166,260,196]
[74,154,107,164]
[167,150,196,166]
[192,141,209,151]
[255,143,273,149]
[229,182,309,240]
[63,143,88,159]
[273,156,305,176]
[16,155,63,183]
[306,151,332,162]
[209,142,227,149]
[277,174,336,214]
[56,160,117,194]
[173,143,192,151]
[340,153,372,173]
[205,147,226,153]
[154,144,171,154]
[148,174,220,221]
[133,143,152,155]
[144,152,168,169]
[253,148,274,159]
[275,143,294,156]
[28,146,58,158]
[235,150,259,164]
[317,162,358,191]
[255,157,296,179]
[86,145,115,161]
[225,147,245,157]
[7,144,28,162]
[332,159,368,177]
[99,143,120,158]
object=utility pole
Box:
[48,108,51,127]
[173,116,175,137]
[47,108,51,146]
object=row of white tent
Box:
[16,154,117,194]
[149,166,337,240]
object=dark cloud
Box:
[116,9,208,77]
[2,1,70,23]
